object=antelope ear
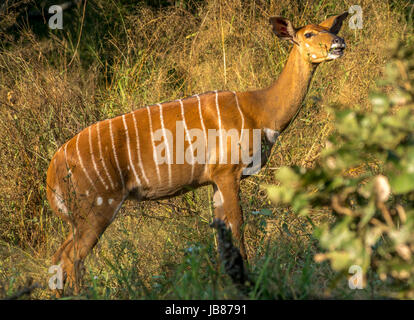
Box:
[269,16,296,41]
[319,12,349,34]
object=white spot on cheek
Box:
[86,190,89,196]
[312,54,317,59]
[97,197,103,206]
[305,43,310,48]
[108,198,114,205]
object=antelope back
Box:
[46,90,257,215]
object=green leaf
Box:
[370,92,390,114]
[251,208,272,216]
[275,167,300,187]
[389,173,414,194]
[326,251,352,271]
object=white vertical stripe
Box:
[88,126,109,190]
[63,141,69,170]
[196,95,208,149]
[109,118,125,190]
[233,91,245,144]
[131,112,149,186]
[97,121,115,190]
[122,114,141,187]
[215,90,224,163]
[76,131,97,190]
[63,141,73,183]
[158,103,172,187]
[146,106,161,184]
[179,99,195,183]
[196,94,209,175]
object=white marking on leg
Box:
[215,90,224,163]
[158,103,172,187]
[132,112,150,186]
[146,106,161,184]
[109,118,125,190]
[97,121,115,190]
[108,198,114,205]
[179,99,195,183]
[96,197,103,206]
[89,126,109,190]
[122,114,141,188]
[76,132,97,190]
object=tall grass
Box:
[0,0,412,299]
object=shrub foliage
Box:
[267,42,414,298]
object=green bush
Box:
[266,42,414,299]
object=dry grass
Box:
[0,0,412,299]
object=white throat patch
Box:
[263,128,280,144]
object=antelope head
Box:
[269,12,349,64]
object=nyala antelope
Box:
[47,12,348,293]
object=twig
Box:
[154,200,198,216]
[219,2,227,85]
[4,283,41,300]
[27,0,81,17]
[67,0,87,67]
[331,194,354,216]
[0,100,18,113]
[370,218,388,231]
[396,204,407,224]
[377,201,394,228]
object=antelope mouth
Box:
[327,43,346,59]
[330,47,344,56]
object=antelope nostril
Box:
[332,37,345,48]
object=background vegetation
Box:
[267,43,414,298]
[0,0,412,299]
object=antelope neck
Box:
[250,45,317,132]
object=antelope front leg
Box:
[212,175,247,260]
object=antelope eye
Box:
[304,32,314,38]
